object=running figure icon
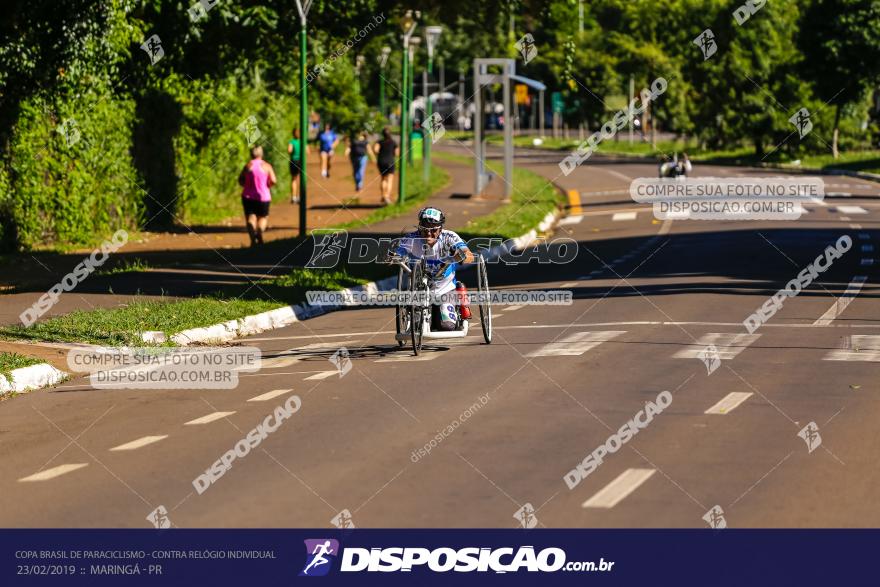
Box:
[302,540,336,575]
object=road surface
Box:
[2,147,879,529]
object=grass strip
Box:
[0,352,43,380]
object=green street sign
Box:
[551,91,564,114]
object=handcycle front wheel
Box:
[395,264,407,347]
[477,254,492,344]
[410,259,427,355]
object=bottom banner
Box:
[3,529,876,585]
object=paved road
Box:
[2,148,879,528]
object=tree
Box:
[799,0,880,158]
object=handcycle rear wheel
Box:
[477,254,492,344]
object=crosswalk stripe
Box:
[704,392,753,415]
[527,331,625,357]
[19,463,88,482]
[813,276,868,326]
[612,212,637,221]
[824,335,880,362]
[184,411,235,425]
[304,370,340,379]
[109,435,168,451]
[582,468,656,509]
[248,389,294,402]
[836,205,867,214]
[375,353,444,362]
[673,333,761,360]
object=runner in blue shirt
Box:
[317,123,339,178]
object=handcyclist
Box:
[390,207,474,331]
[659,152,692,179]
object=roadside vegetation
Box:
[0,352,43,380]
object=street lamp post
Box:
[295,0,312,237]
[424,26,443,183]
[378,46,391,118]
[408,36,420,167]
[398,10,419,204]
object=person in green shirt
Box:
[287,128,309,204]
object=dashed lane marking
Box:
[813,276,868,326]
[582,468,656,509]
[527,331,625,357]
[836,206,868,214]
[612,212,637,222]
[19,463,88,482]
[109,435,168,451]
[705,392,753,415]
[248,389,295,402]
[184,411,236,425]
[303,371,340,380]
[825,335,880,362]
[673,333,761,360]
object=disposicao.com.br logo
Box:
[300,543,613,575]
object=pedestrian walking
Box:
[287,128,308,204]
[345,131,371,193]
[317,123,339,178]
[373,127,398,206]
[238,145,276,246]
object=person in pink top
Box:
[238,145,277,246]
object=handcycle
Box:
[387,253,492,356]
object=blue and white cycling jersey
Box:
[395,229,468,294]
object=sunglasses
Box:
[419,226,442,235]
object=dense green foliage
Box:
[2,0,879,251]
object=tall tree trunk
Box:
[832,103,841,159]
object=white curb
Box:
[143,207,564,346]
[0,363,67,395]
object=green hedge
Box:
[0,91,141,251]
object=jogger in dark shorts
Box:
[372,127,399,205]
[287,128,307,204]
[239,145,276,246]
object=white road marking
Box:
[582,468,656,509]
[109,435,168,451]
[184,411,235,425]
[19,463,88,482]
[495,320,880,330]
[705,392,753,415]
[674,333,761,360]
[851,224,863,230]
[493,313,505,318]
[505,305,524,312]
[248,388,294,401]
[813,276,868,326]
[612,212,637,222]
[861,258,874,266]
[837,206,868,214]
[559,282,580,288]
[809,197,828,207]
[825,335,880,362]
[259,340,362,369]
[527,331,625,357]
[558,215,584,225]
[375,353,444,362]
[304,370,340,380]
[245,333,369,343]
[603,168,632,182]
[840,216,851,221]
